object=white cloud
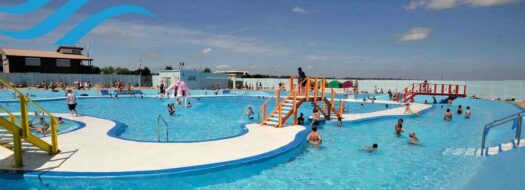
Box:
[215,64,230,69]
[399,28,431,41]
[405,0,517,10]
[292,6,311,14]
[200,48,212,55]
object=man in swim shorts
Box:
[395,119,404,136]
[444,109,453,121]
[307,126,322,145]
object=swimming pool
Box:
[0,93,524,189]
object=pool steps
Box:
[443,139,525,156]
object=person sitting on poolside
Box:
[246,107,254,120]
[404,103,413,114]
[408,131,420,145]
[395,119,404,136]
[457,105,463,114]
[465,106,472,119]
[297,113,305,125]
[168,104,175,116]
[307,126,322,145]
[362,143,379,152]
[444,109,453,121]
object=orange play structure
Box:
[260,77,344,128]
[394,83,467,103]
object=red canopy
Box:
[342,81,353,88]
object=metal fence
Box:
[0,73,151,87]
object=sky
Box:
[0,0,524,80]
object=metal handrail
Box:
[157,114,169,142]
[481,111,524,156]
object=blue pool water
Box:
[0,93,524,189]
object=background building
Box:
[1,46,93,74]
[153,69,229,89]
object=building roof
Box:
[0,48,92,60]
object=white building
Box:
[152,69,229,89]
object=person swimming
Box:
[457,105,463,114]
[247,107,254,120]
[307,127,322,145]
[187,102,192,108]
[361,143,378,152]
[312,109,321,126]
[176,99,182,105]
[409,131,420,145]
[297,113,305,125]
[444,109,453,121]
[57,117,64,124]
[465,106,472,119]
[395,119,404,136]
[168,104,175,116]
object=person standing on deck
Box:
[66,89,78,117]
[298,67,306,93]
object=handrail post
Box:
[516,113,523,146]
[481,127,487,156]
[448,85,452,94]
[12,130,23,167]
[289,77,293,92]
[463,85,467,96]
[419,83,422,93]
[19,96,29,138]
[441,84,444,94]
[50,117,59,153]
[278,104,282,127]
[157,116,160,142]
[293,92,297,125]
[433,84,437,94]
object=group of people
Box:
[28,112,64,135]
[166,99,193,116]
[443,103,472,121]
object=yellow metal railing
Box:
[0,77,60,157]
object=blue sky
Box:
[0,0,524,80]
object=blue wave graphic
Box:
[57,5,154,45]
[0,0,50,14]
[0,0,88,39]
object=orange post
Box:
[278,104,282,127]
[289,77,293,92]
[331,89,335,110]
[314,77,318,102]
[306,77,310,101]
[321,79,326,100]
[262,104,267,123]
[434,84,437,94]
[463,85,467,95]
[441,84,444,94]
[339,98,344,116]
[448,85,451,94]
[293,92,297,125]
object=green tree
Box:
[101,66,115,74]
[203,67,211,73]
[115,67,131,75]
[164,66,174,70]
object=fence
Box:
[0,73,152,87]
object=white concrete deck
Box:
[0,114,305,174]
[341,100,432,122]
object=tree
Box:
[101,66,115,74]
[115,67,131,75]
[91,66,101,74]
[203,67,211,73]
[141,67,151,75]
[164,66,173,70]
